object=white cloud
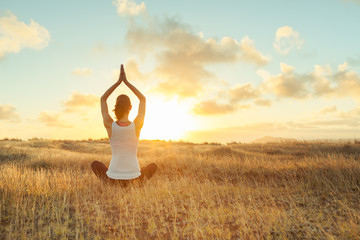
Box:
[192,100,236,115]
[193,61,360,116]
[257,62,360,101]
[273,26,304,55]
[0,104,19,121]
[334,69,360,100]
[38,112,73,128]
[113,0,146,16]
[320,105,337,115]
[192,82,271,115]
[254,99,272,107]
[72,68,93,76]
[314,64,332,76]
[309,119,360,128]
[0,11,50,58]
[113,4,270,100]
[260,63,310,98]
[311,62,360,99]
[338,62,349,72]
[239,36,270,66]
[62,91,99,113]
[256,69,272,81]
[125,16,269,98]
[280,62,295,74]
[124,59,146,81]
[337,106,360,119]
[229,83,260,103]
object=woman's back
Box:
[106,121,141,179]
[92,64,157,185]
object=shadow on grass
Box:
[0,149,28,164]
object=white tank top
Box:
[106,121,141,179]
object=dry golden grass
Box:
[0,139,359,239]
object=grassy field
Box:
[0,138,359,239]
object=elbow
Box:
[100,95,107,102]
[140,96,146,102]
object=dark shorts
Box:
[91,161,158,187]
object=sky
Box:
[1,0,360,143]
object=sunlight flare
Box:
[140,98,197,141]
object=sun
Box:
[139,98,197,141]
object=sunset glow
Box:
[1,0,360,143]
[141,99,197,141]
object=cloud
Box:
[308,118,360,128]
[62,91,99,112]
[0,104,20,121]
[192,82,270,115]
[338,62,349,72]
[192,100,238,115]
[124,59,146,81]
[310,65,336,96]
[259,63,311,98]
[311,63,360,100]
[124,16,269,98]
[38,112,73,128]
[239,36,270,66]
[152,52,214,97]
[258,61,360,101]
[185,119,359,144]
[37,92,99,128]
[334,69,360,100]
[72,67,93,76]
[113,0,146,16]
[254,99,272,106]
[337,106,360,119]
[192,60,360,116]
[229,83,261,103]
[273,26,304,55]
[311,106,360,128]
[0,11,50,58]
[320,105,337,115]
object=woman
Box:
[91,64,157,187]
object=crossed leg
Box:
[138,163,158,181]
[91,161,108,180]
[91,161,158,186]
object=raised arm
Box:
[122,66,146,133]
[100,65,122,137]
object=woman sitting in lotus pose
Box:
[91,64,157,187]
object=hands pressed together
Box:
[111,63,145,101]
[117,64,129,84]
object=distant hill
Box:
[252,136,296,144]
